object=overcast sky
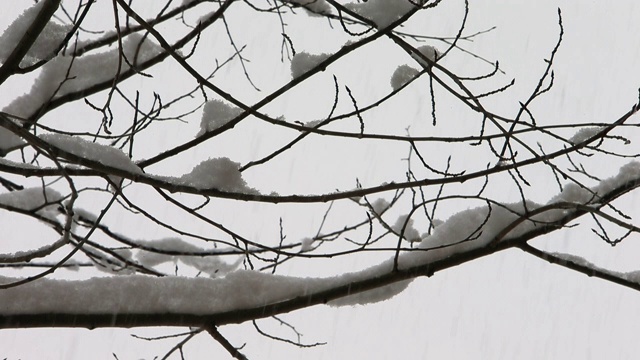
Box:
[2,1,640,359]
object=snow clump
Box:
[300,237,315,252]
[0,186,63,221]
[4,33,164,120]
[135,237,241,277]
[39,133,142,174]
[0,126,25,156]
[290,52,331,78]
[175,157,259,194]
[568,126,605,144]
[3,162,640,315]
[0,1,72,66]
[196,99,243,137]
[345,0,422,28]
[370,198,390,214]
[392,215,421,242]
[411,45,441,68]
[390,64,420,91]
[284,0,331,15]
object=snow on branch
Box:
[196,99,243,137]
[3,33,164,120]
[390,64,420,91]
[0,186,63,221]
[134,237,242,277]
[568,126,606,144]
[0,1,71,67]
[290,52,331,79]
[152,157,259,194]
[283,0,332,15]
[39,133,142,175]
[0,126,25,156]
[1,161,639,328]
[345,0,423,28]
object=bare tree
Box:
[0,1,639,358]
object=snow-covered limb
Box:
[196,100,243,137]
[2,161,640,329]
[134,237,242,277]
[152,157,259,194]
[569,126,606,145]
[0,186,63,222]
[410,45,441,68]
[0,127,25,156]
[0,0,637,358]
[3,33,164,120]
[0,1,71,67]
[0,238,67,264]
[40,134,142,175]
[290,52,331,79]
[0,214,612,329]
[345,0,423,29]
[1,142,639,205]
[283,0,332,15]
[0,0,62,84]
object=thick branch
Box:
[2,172,639,329]
[0,0,61,84]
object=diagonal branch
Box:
[2,168,639,329]
[204,325,249,360]
[518,243,640,292]
[0,0,62,85]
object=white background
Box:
[2,1,640,359]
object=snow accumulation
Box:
[568,126,605,144]
[196,99,243,137]
[300,237,315,252]
[39,133,142,174]
[390,64,420,91]
[304,119,323,128]
[1,162,639,315]
[0,158,39,170]
[3,33,164,120]
[0,1,71,67]
[549,161,640,204]
[0,186,62,221]
[290,52,331,79]
[157,157,259,194]
[284,0,331,15]
[588,161,640,196]
[392,215,421,243]
[370,198,390,214]
[345,0,422,28]
[549,251,640,282]
[134,237,242,277]
[0,263,409,314]
[0,126,25,156]
[411,45,441,68]
[0,271,323,314]
[389,45,439,90]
